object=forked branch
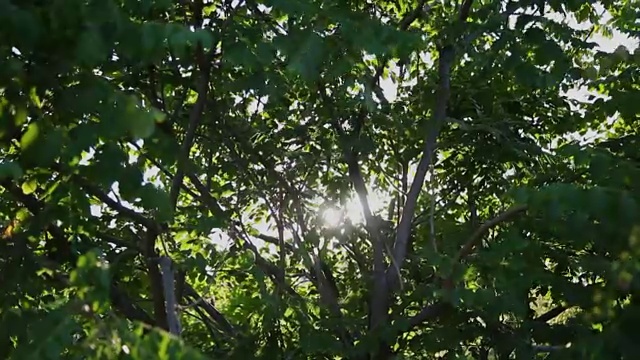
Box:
[388,45,455,288]
[389,0,476,290]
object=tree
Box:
[1,0,639,358]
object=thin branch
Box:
[1,181,156,326]
[178,298,204,310]
[276,199,354,345]
[468,179,478,229]
[255,232,295,252]
[183,284,237,336]
[412,187,462,228]
[287,220,341,313]
[109,282,156,326]
[97,232,137,249]
[240,150,349,323]
[399,0,429,29]
[453,204,528,263]
[317,1,433,338]
[143,228,168,330]
[407,301,452,329]
[133,146,203,203]
[534,306,569,323]
[532,344,570,353]
[275,194,287,285]
[372,0,431,95]
[75,176,169,329]
[79,180,156,229]
[187,306,219,341]
[230,224,303,301]
[185,172,226,215]
[169,46,214,209]
[320,91,390,333]
[325,109,377,230]
[429,167,437,253]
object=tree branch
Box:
[254,232,295,252]
[183,284,237,336]
[185,172,226,215]
[532,344,570,353]
[389,45,456,289]
[129,141,202,201]
[399,0,429,29]
[79,180,156,229]
[408,301,452,329]
[453,204,527,263]
[109,282,156,326]
[159,256,182,336]
[458,0,475,22]
[230,224,304,301]
[317,1,435,341]
[534,305,569,323]
[324,108,389,335]
[169,45,214,209]
[75,177,170,329]
[1,181,156,327]
[373,0,431,89]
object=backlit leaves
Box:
[1,0,639,359]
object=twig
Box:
[255,232,295,252]
[230,223,304,301]
[532,344,570,353]
[76,176,169,329]
[178,298,204,310]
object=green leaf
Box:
[168,26,191,59]
[287,32,325,82]
[139,184,173,222]
[191,29,214,50]
[21,179,37,194]
[141,22,168,60]
[0,161,24,180]
[130,110,157,139]
[76,28,108,66]
[20,123,40,150]
[2,3,640,359]
[150,107,167,123]
[38,129,65,167]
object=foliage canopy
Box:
[1,0,640,359]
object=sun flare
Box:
[322,208,343,228]
[321,191,389,227]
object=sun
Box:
[322,208,343,228]
[321,190,389,227]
